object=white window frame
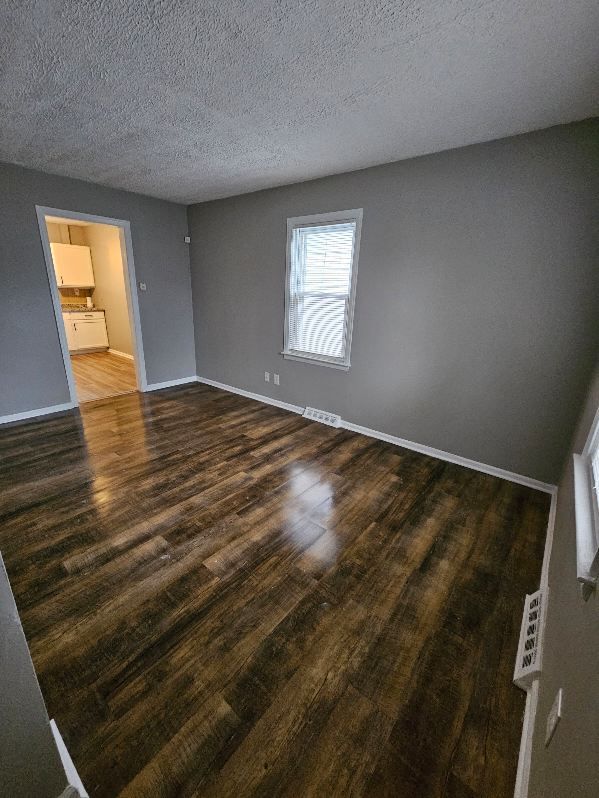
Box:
[282,208,363,370]
[574,404,599,596]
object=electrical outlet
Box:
[184,235,191,244]
[138,282,147,291]
[545,688,563,747]
[264,371,270,382]
[274,373,280,385]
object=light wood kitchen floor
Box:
[71,351,137,402]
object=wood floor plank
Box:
[280,684,393,798]
[116,695,241,798]
[71,351,137,402]
[204,597,372,798]
[0,383,550,797]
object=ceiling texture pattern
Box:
[1,0,598,203]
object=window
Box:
[574,407,599,596]
[283,209,362,369]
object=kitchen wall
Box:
[187,118,599,484]
[46,221,65,243]
[528,361,599,797]
[84,222,134,357]
[56,288,94,307]
[0,161,196,417]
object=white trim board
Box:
[0,401,76,426]
[59,787,84,798]
[514,679,540,798]
[108,348,135,360]
[145,375,199,393]
[283,208,363,371]
[0,376,201,422]
[50,719,88,798]
[35,205,149,403]
[513,487,558,798]
[196,377,555,493]
[342,421,556,494]
[196,377,304,414]
[540,488,559,589]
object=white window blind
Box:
[283,210,362,368]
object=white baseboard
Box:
[514,679,540,798]
[108,348,134,360]
[342,420,556,494]
[196,377,304,414]
[50,719,88,798]
[0,401,76,426]
[540,488,558,588]
[196,377,556,494]
[59,787,84,798]
[513,486,558,798]
[145,375,199,393]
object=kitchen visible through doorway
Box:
[44,214,138,403]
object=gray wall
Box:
[529,361,599,797]
[0,162,196,416]
[0,555,67,797]
[188,119,599,484]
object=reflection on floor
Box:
[0,384,550,797]
[71,351,137,403]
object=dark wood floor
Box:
[71,351,137,403]
[0,384,550,797]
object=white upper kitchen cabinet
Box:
[51,242,95,287]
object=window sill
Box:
[281,351,350,371]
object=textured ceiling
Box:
[1,1,598,204]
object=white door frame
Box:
[35,205,148,405]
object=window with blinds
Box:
[283,210,362,369]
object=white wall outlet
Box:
[74,288,80,296]
[184,235,191,244]
[545,688,563,747]
[264,371,270,382]
[274,373,280,385]
[138,282,147,291]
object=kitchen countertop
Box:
[61,307,105,313]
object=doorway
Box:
[36,206,147,405]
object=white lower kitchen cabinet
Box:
[75,318,109,349]
[64,318,78,351]
[62,311,109,352]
